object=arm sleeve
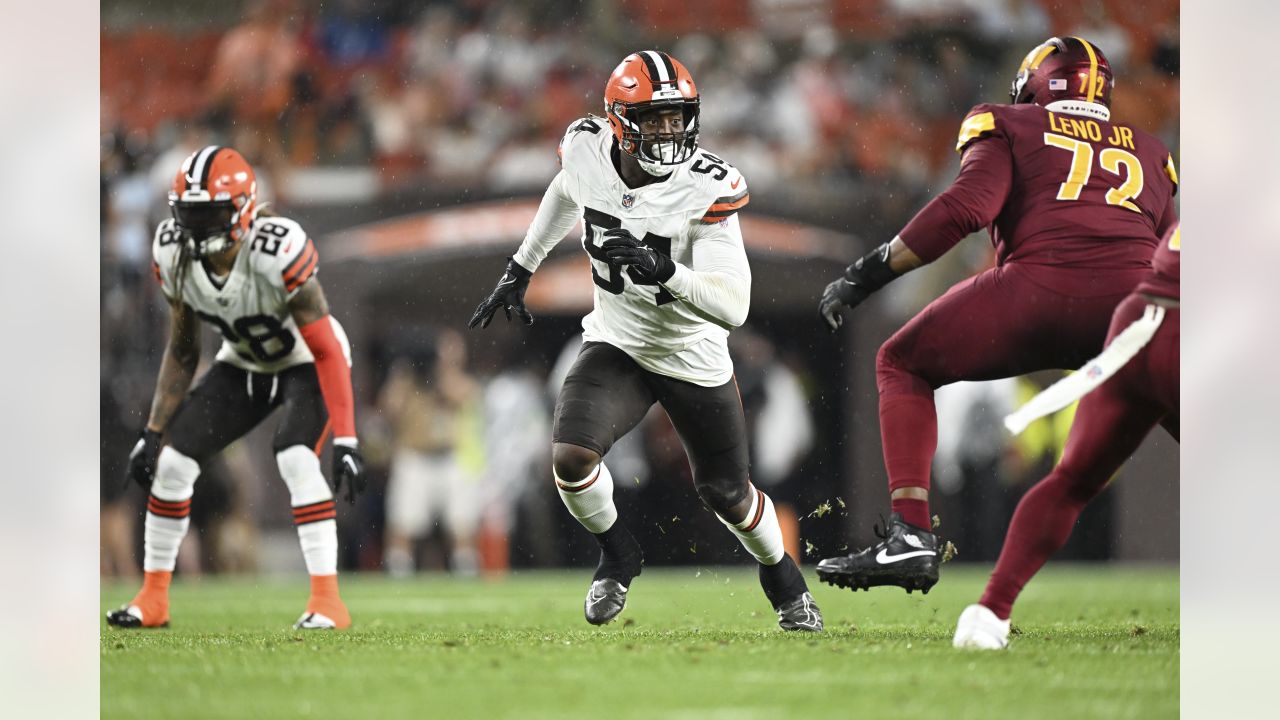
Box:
[298,316,357,441]
[897,139,1014,264]
[661,214,752,328]
[512,170,581,272]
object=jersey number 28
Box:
[196,311,296,363]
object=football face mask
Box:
[632,106,698,172]
[169,199,237,255]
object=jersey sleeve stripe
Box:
[955,111,996,152]
[284,244,317,282]
[701,192,751,222]
[282,238,316,278]
[284,251,319,292]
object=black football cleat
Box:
[816,513,940,594]
[776,591,823,632]
[584,578,630,625]
[105,605,169,629]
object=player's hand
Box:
[468,257,534,329]
[820,243,902,331]
[601,228,675,283]
[819,277,871,331]
[125,428,164,490]
[331,440,366,504]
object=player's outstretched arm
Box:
[288,278,365,503]
[819,137,1012,330]
[127,299,201,489]
[146,299,201,432]
[470,170,581,329]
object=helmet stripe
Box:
[656,51,677,82]
[187,145,222,193]
[1026,42,1057,71]
[641,50,671,83]
[1073,36,1100,103]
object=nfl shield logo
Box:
[621,192,636,209]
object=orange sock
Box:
[128,570,172,627]
[306,574,350,628]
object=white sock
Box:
[718,486,786,566]
[277,445,338,576]
[555,462,617,534]
[143,447,201,572]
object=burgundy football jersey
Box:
[957,103,1178,269]
[1135,222,1180,300]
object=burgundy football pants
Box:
[876,262,1148,494]
[980,294,1180,618]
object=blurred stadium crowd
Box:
[101,0,1179,578]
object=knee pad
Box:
[153,446,200,502]
[276,445,333,506]
[694,475,751,517]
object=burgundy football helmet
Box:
[1010,37,1114,109]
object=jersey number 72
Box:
[1043,132,1144,212]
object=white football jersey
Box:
[152,215,318,374]
[514,117,753,387]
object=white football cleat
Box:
[293,611,338,630]
[953,603,1010,650]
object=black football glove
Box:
[125,428,164,491]
[601,228,676,283]
[819,243,900,331]
[468,257,534,329]
[331,441,366,505]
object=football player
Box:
[470,51,822,631]
[816,37,1179,594]
[954,222,1180,649]
[106,146,365,630]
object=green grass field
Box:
[101,565,1177,719]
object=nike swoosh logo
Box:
[875,548,935,564]
[730,176,742,189]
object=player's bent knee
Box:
[694,476,751,517]
[276,445,333,505]
[876,340,906,375]
[552,443,601,484]
[153,446,201,501]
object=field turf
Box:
[101,565,1177,719]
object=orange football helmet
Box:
[604,50,700,173]
[168,145,258,256]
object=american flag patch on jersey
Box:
[1049,78,1067,90]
